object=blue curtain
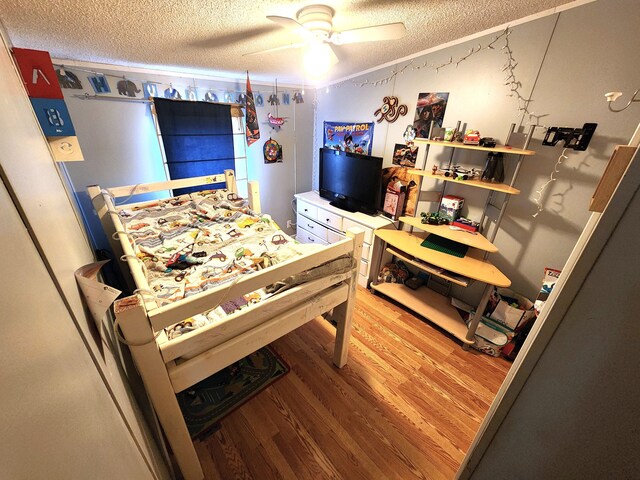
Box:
[153,98,235,195]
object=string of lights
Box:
[330,27,549,129]
[532,148,568,217]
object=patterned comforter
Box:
[118,189,318,338]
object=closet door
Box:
[0,179,154,479]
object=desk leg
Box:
[463,283,493,350]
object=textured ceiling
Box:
[1,0,575,85]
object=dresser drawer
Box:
[327,229,345,244]
[342,218,373,245]
[297,213,326,239]
[317,208,343,231]
[297,199,317,220]
[296,226,328,245]
[361,242,371,261]
[359,259,369,277]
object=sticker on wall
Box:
[224,92,233,103]
[56,68,83,89]
[255,93,264,106]
[88,75,111,94]
[293,91,304,104]
[267,93,279,106]
[116,79,141,97]
[403,125,417,146]
[392,143,419,167]
[164,86,182,99]
[142,82,158,97]
[323,121,374,155]
[263,138,282,164]
[413,92,449,138]
[236,93,247,105]
[203,90,218,102]
[374,96,408,123]
[282,92,290,105]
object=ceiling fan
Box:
[244,4,406,72]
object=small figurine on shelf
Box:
[481,152,505,183]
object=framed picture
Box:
[392,143,419,167]
[413,92,449,138]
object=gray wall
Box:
[470,151,640,479]
[316,0,640,303]
[0,29,168,479]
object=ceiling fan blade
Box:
[243,42,306,57]
[266,15,304,30]
[331,22,406,45]
[328,44,339,65]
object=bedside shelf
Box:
[413,138,535,156]
[407,171,521,195]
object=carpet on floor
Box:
[176,345,289,440]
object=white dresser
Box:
[294,191,394,287]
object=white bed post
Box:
[87,184,137,292]
[247,180,261,213]
[114,295,203,480]
[223,169,237,194]
[333,228,364,368]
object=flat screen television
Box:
[319,147,383,215]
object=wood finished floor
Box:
[195,286,511,479]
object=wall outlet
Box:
[286,220,292,229]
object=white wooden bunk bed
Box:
[88,170,364,480]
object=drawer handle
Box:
[307,224,314,229]
[326,218,330,222]
[304,208,309,212]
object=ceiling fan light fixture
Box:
[303,41,332,80]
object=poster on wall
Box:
[413,92,449,138]
[392,143,419,168]
[380,166,422,217]
[323,121,374,155]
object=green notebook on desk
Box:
[421,234,468,258]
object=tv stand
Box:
[295,191,395,287]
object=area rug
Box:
[176,346,289,440]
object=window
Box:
[152,98,248,196]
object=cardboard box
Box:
[438,195,464,222]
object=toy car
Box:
[479,137,497,148]
[463,130,481,145]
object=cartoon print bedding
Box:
[118,189,320,339]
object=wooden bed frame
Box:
[87,170,364,480]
